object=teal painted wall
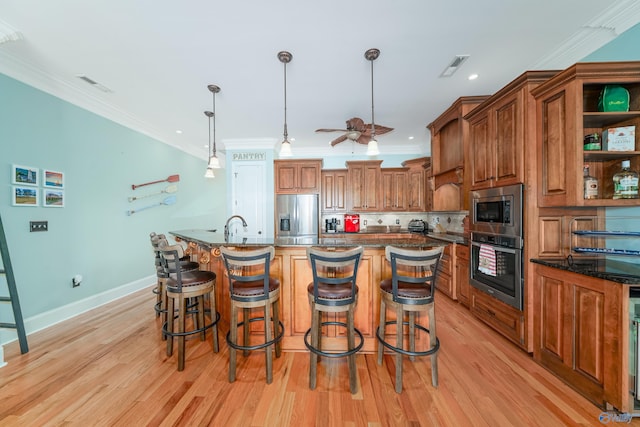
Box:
[0,74,227,323]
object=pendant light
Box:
[204,84,221,178]
[365,48,380,156]
[278,51,293,157]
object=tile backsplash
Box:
[321,211,468,233]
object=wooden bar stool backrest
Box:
[220,246,275,303]
[385,246,443,305]
[306,246,363,307]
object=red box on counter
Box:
[344,214,360,233]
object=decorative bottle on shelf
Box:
[583,165,598,199]
[612,160,639,199]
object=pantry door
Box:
[229,161,266,238]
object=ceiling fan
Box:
[315,117,393,147]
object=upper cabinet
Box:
[381,168,408,211]
[321,169,348,213]
[346,160,382,211]
[402,157,431,212]
[274,159,322,194]
[466,71,558,191]
[531,62,640,207]
[428,96,488,210]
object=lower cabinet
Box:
[455,244,470,307]
[435,244,455,299]
[470,287,525,349]
[533,263,628,412]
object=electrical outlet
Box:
[30,221,48,232]
[396,219,400,225]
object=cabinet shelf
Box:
[583,111,640,128]
[571,216,640,258]
[573,247,640,256]
[583,150,640,161]
[573,230,640,237]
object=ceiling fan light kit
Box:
[204,84,221,178]
[278,50,293,157]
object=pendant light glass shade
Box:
[366,139,380,156]
[278,51,293,158]
[204,84,221,178]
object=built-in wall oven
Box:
[470,184,524,310]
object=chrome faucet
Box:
[224,215,248,241]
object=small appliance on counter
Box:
[408,219,428,234]
[324,218,338,233]
[344,214,360,233]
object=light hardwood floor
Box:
[0,287,623,426]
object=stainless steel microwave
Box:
[470,184,523,238]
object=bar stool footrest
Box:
[376,320,440,357]
[162,311,221,338]
[225,317,285,352]
[304,321,364,358]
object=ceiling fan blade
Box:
[346,117,366,131]
[316,128,349,133]
[330,135,349,146]
[373,124,394,135]
[356,133,370,145]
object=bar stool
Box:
[150,233,198,326]
[376,245,443,393]
[219,246,284,384]
[158,240,220,371]
[304,246,364,394]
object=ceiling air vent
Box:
[76,74,113,93]
[439,55,470,78]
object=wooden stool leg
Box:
[409,311,416,362]
[428,303,438,387]
[210,287,219,353]
[243,307,250,357]
[177,294,186,371]
[309,303,319,390]
[229,302,238,382]
[264,301,273,384]
[160,279,168,339]
[273,298,281,358]
[377,298,386,365]
[347,307,357,394]
[395,303,403,393]
[197,296,206,341]
[166,296,175,356]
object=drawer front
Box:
[470,288,524,348]
[456,244,469,260]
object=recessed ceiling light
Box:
[468,73,479,81]
[176,130,183,134]
[408,136,414,140]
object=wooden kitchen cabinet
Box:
[428,96,488,210]
[533,263,629,411]
[435,244,455,300]
[346,160,382,211]
[274,159,322,194]
[470,287,525,349]
[402,157,430,212]
[455,244,470,307]
[531,62,640,207]
[321,169,347,212]
[466,71,557,190]
[381,168,408,211]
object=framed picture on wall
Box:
[12,164,39,186]
[43,169,64,189]
[12,186,39,206]
[43,189,64,207]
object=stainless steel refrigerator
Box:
[275,194,319,238]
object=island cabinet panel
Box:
[455,244,470,307]
[274,159,322,194]
[533,263,628,412]
[320,169,347,212]
[435,244,455,300]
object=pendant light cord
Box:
[370,57,375,139]
[283,59,288,141]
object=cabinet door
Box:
[275,162,298,193]
[298,162,321,193]
[363,164,381,210]
[407,167,425,211]
[435,244,455,299]
[455,245,470,307]
[348,162,381,211]
[470,115,493,189]
[538,90,572,206]
[321,170,347,212]
[493,93,522,186]
[382,170,407,211]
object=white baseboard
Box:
[0,275,155,365]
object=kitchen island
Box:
[170,229,448,353]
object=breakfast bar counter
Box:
[170,229,447,353]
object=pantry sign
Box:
[232,152,266,161]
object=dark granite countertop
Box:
[170,229,449,249]
[531,257,640,284]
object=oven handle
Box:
[471,241,518,254]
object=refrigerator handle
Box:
[293,196,299,235]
